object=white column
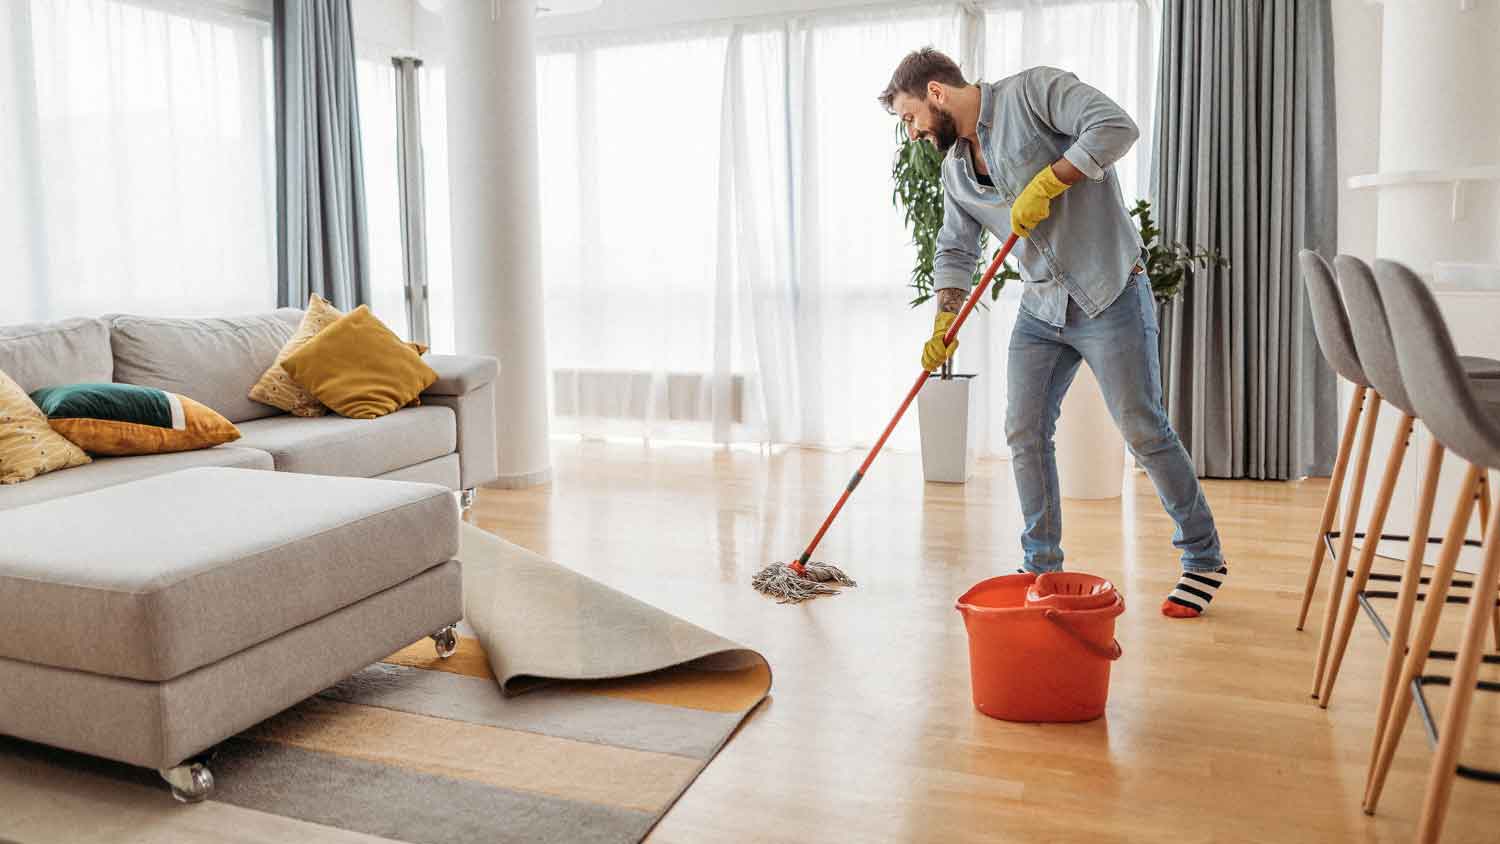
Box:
[1373,0,1500,273]
[1349,0,1500,570]
[440,0,552,488]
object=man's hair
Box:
[878,47,967,114]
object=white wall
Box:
[353,0,417,55]
[1331,0,1382,260]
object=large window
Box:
[356,56,410,338]
[356,52,453,351]
[1,0,276,322]
[536,1,1156,452]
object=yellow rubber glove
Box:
[921,311,959,371]
[1010,164,1072,238]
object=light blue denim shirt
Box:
[933,67,1144,328]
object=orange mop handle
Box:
[791,233,1020,574]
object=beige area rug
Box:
[0,524,771,844]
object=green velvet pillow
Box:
[31,383,241,456]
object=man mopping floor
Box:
[882,48,1227,618]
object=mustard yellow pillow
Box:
[31,383,241,456]
[280,306,438,419]
[0,369,91,484]
[249,293,344,417]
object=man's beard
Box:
[925,105,960,153]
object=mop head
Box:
[751,561,857,604]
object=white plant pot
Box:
[1056,363,1125,499]
[917,373,978,484]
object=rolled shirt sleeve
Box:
[932,186,983,291]
[1021,66,1139,182]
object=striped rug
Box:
[0,526,770,844]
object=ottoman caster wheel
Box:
[432,625,459,659]
[160,762,214,803]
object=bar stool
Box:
[1365,258,1500,842]
[1314,255,1427,708]
[1311,255,1500,703]
[1297,250,1500,698]
[1297,251,1381,642]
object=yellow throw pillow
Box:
[0,369,91,484]
[280,306,439,420]
[31,383,241,457]
[249,293,344,417]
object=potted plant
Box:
[1128,198,1227,303]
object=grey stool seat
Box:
[1303,251,1370,387]
[1474,377,1500,416]
[1378,261,1500,469]
[1460,356,1500,379]
[1335,256,1500,414]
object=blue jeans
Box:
[1006,273,1222,574]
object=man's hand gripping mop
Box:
[753,233,1021,603]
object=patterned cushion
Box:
[0,369,91,484]
[31,383,241,457]
[249,294,344,417]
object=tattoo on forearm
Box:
[937,288,965,314]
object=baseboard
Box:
[483,466,552,489]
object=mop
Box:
[753,233,1021,603]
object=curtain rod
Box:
[538,0,1150,51]
[538,0,962,51]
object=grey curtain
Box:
[274,0,370,310]
[1150,0,1339,480]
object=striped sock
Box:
[1161,566,1228,618]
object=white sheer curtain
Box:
[355,55,410,338]
[963,0,1158,457]
[535,0,1154,453]
[1,0,276,323]
[353,54,455,349]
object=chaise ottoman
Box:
[0,467,463,801]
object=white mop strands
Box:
[751,560,857,604]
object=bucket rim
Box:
[953,572,1034,614]
[957,583,1125,618]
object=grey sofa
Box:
[0,309,500,511]
[0,309,493,800]
[0,467,464,802]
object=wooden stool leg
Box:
[1300,384,1369,630]
[1314,390,1384,697]
[1321,413,1415,707]
[1477,474,1500,651]
[1364,438,1444,796]
[1365,463,1482,813]
[1415,500,1500,843]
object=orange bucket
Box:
[955,572,1124,722]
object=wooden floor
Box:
[470,441,1500,843]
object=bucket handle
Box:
[1043,609,1123,661]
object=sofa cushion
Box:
[109,313,296,424]
[280,306,439,419]
[0,318,113,393]
[234,405,456,478]
[32,382,242,456]
[0,368,93,484]
[0,467,459,682]
[0,445,272,511]
[249,294,344,418]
